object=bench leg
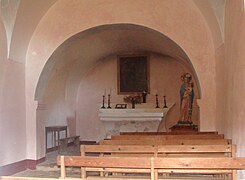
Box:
[162,173,168,178]
[154,169,158,180]
[80,145,86,178]
[151,158,155,180]
[81,167,86,178]
[100,169,104,177]
[232,170,237,180]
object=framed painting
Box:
[117,55,149,94]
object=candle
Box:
[109,88,111,95]
[104,88,106,96]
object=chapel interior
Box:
[0,0,245,180]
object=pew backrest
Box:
[81,144,234,159]
[100,139,231,145]
[111,134,224,140]
[120,131,219,135]
[57,156,245,169]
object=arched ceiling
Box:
[35,24,200,101]
[193,0,225,47]
[1,0,57,62]
[0,0,224,64]
[48,24,190,72]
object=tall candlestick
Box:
[101,95,105,108]
[163,95,168,108]
[155,94,159,108]
[107,94,111,109]
[163,96,168,108]
[142,90,147,103]
[131,97,136,109]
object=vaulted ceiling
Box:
[0,0,224,64]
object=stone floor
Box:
[12,146,225,179]
[13,146,81,178]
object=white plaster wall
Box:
[215,44,228,136]
[223,0,245,179]
[76,54,199,141]
[0,60,26,166]
[43,66,75,149]
[26,0,217,159]
[0,11,8,166]
[0,6,26,167]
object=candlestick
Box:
[107,94,111,109]
[101,95,105,108]
[131,97,136,109]
[163,95,168,108]
[142,90,147,103]
[155,94,159,108]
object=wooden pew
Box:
[111,134,224,140]
[1,177,228,180]
[56,155,245,180]
[81,144,233,157]
[0,178,61,180]
[120,131,219,135]
[100,139,231,145]
[80,144,235,178]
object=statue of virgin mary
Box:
[179,73,194,123]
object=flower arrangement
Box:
[123,93,142,104]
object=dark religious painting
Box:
[118,55,149,94]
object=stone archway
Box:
[35,23,202,149]
[26,0,216,160]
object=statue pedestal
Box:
[170,122,198,133]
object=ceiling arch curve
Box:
[193,0,224,48]
[35,24,202,102]
[3,0,223,65]
[0,16,7,84]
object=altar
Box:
[99,103,175,122]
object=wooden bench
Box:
[0,178,62,180]
[80,144,236,178]
[120,131,219,135]
[58,135,80,153]
[111,134,225,140]
[100,139,231,145]
[56,155,245,180]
